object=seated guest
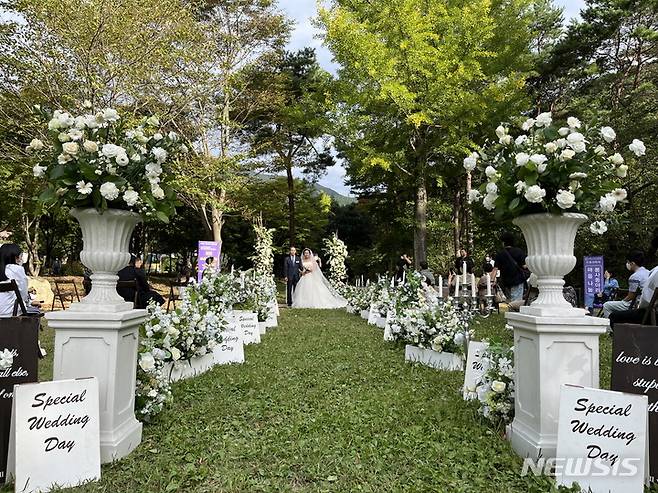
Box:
[418,261,435,286]
[610,265,658,329]
[603,251,649,318]
[117,255,165,309]
[592,269,619,308]
[0,243,41,317]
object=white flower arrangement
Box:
[28,105,185,221]
[323,233,349,289]
[465,113,646,232]
[473,345,515,425]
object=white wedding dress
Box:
[292,257,347,309]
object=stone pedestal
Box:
[507,312,608,459]
[46,308,146,464]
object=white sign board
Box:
[367,305,377,325]
[237,311,260,345]
[8,377,100,493]
[463,341,490,400]
[556,384,648,492]
[213,314,244,365]
[383,311,395,341]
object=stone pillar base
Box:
[46,308,146,464]
[506,312,608,459]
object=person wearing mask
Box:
[610,265,658,329]
[0,243,41,317]
[494,232,528,302]
[117,255,165,309]
[418,261,435,286]
[603,251,649,318]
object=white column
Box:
[46,309,146,463]
[507,312,608,459]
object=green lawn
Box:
[26,309,596,493]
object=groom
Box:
[284,246,302,307]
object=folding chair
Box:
[167,279,189,312]
[0,280,29,316]
[642,288,658,326]
[52,278,81,311]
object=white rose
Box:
[68,128,83,141]
[99,182,119,201]
[567,132,586,153]
[463,152,478,171]
[467,189,482,204]
[599,194,617,213]
[76,181,93,195]
[482,193,498,210]
[611,188,627,202]
[535,112,552,127]
[608,153,624,165]
[102,108,120,122]
[544,142,558,154]
[491,381,507,393]
[521,118,535,131]
[58,153,73,165]
[556,138,567,149]
[152,147,168,163]
[556,189,576,209]
[524,185,546,203]
[558,127,570,136]
[170,347,181,361]
[590,221,608,235]
[28,138,44,151]
[500,134,513,146]
[485,166,497,179]
[629,139,646,157]
[168,131,178,141]
[600,126,616,143]
[495,125,507,139]
[139,353,156,372]
[152,185,165,200]
[560,149,576,161]
[74,115,87,129]
[145,162,163,177]
[537,162,548,174]
[515,135,527,146]
[616,164,628,178]
[123,189,140,206]
[116,153,130,166]
[33,164,47,177]
[530,154,547,166]
[567,117,581,129]
[62,142,79,155]
[594,145,606,156]
[486,182,498,194]
[102,144,126,158]
[152,132,164,141]
[83,140,98,153]
[515,153,530,166]
[85,114,101,129]
[58,132,71,142]
[514,181,527,194]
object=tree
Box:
[244,48,334,246]
[319,0,535,266]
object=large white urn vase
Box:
[69,208,142,313]
[513,213,587,317]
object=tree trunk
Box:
[211,203,224,244]
[286,164,296,246]
[465,172,474,253]
[22,213,41,276]
[453,186,461,257]
[413,174,428,268]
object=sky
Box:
[280,0,587,197]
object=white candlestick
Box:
[438,275,443,298]
[486,274,492,297]
[402,270,406,284]
[390,276,395,287]
[455,274,460,298]
[230,264,234,276]
[463,261,467,284]
[471,273,476,297]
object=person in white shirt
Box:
[0,243,40,317]
[603,250,650,318]
[610,265,658,329]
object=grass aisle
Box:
[70,309,557,493]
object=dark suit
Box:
[284,255,302,306]
[117,266,164,309]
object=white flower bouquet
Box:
[323,233,349,289]
[28,104,186,221]
[473,345,515,425]
[465,113,645,233]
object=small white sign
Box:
[237,311,260,345]
[463,341,490,400]
[213,315,244,365]
[556,384,648,492]
[367,305,377,325]
[383,311,395,341]
[8,377,100,493]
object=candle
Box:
[361,275,364,286]
[455,274,460,298]
[471,273,476,297]
[240,272,245,288]
[486,274,492,297]
[463,261,467,284]
[390,276,395,287]
[402,270,406,284]
[438,275,443,298]
[230,264,234,276]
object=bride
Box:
[292,248,347,309]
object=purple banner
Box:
[197,241,221,282]
[584,256,604,308]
